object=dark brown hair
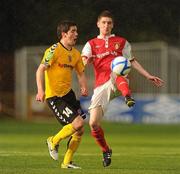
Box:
[57,20,77,39]
[97,10,114,22]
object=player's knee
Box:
[76,127,84,136]
[72,116,84,130]
[89,120,99,130]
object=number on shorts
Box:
[63,107,73,118]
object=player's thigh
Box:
[89,106,103,126]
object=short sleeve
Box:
[122,41,134,61]
[81,42,92,58]
[75,52,85,74]
[41,44,58,67]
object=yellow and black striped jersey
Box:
[41,42,84,99]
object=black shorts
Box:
[46,90,86,126]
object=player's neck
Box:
[98,33,113,39]
[100,33,110,37]
[60,40,72,51]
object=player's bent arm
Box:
[36,64,47,102]
[77,71,88,97]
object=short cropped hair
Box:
[97,10,114,22]
[57,20,77,40]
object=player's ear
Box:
[112,22,114,29]
[61,32,66,38]
[97,21,100,28]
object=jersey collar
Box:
[59,42,72,51]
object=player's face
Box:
[64,26,78,46]
[97,17,113,36]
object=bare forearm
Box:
[131,59,151,79]
[36,64,47,102]
[131,58,164,87]
[36,67,45,92]
[77,72,87,88]
[77,71,88,96]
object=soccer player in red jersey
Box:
[81,10,164,167]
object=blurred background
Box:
[0,0,180,123]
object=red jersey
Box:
[82,34,133,88]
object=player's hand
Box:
[148,75,164,87]
[80,87,88,97]
[87,57,94,64]
[82,56,94,65]
[36,91,45,102]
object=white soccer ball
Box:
[111,56,131,76]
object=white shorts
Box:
[89,75,122,114]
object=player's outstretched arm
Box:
[131,58,164,87]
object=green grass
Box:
[0,118,180,174]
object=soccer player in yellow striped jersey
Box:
[36,20,88,169]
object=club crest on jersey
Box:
[114,43,120,50]
[68,55,72,62]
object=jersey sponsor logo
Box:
[96,51,118,58]
[58,63,73,69]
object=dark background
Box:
[0,0,180,115]
[0,0,180,52]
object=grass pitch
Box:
[0,118,180,174]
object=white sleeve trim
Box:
[81,42,92,58]
[122,41,133,60]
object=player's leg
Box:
[61,126,84,169]
[115,76,135,107]
[89,106,112,167]
[46,122,76,161]
[47,117,83,164]
[46,95,83,161]
[89,107,110,152]
[88,80,113,167]
[61,96,86,169]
